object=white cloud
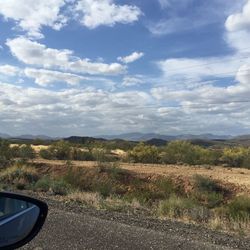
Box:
[6,37,126,75]
[148,17,207,36]
[155,55,250,91]
[0,82,153,136]
[150,0,239,36]
[75,0,142,29]
[122,76,144,87]
[235,64,250,85]
[158,0,192,9]
[225,0,250,32]
[1,80,250,136]
[24,68,87,87]
[118,52,144,64]
[0,0,67,39]
[225,1,250,53]
[0,64,20,76]
[158,0,171,9]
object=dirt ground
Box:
[33,158,250,195]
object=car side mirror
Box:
[0,192,48,250]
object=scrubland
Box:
[1,139,250,235]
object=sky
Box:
[0,0,250,137]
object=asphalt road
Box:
[21,199,250,250]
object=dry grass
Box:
[65,191,102,208]
[33,158,250,194]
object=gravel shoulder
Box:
[21,193,250,250]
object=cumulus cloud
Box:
[24,68,87,87]
[118,52,144,64]
[6,37,126,75]
[235,64,250,85]
[0,82,153,136]
[225,1,250,52]
[0,64,20,76]
[74,0,142,29]
[0,0,67,39]
[155,55,250,91]
[225,0,250,32]
[1,80,250,136]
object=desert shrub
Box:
[124,181,162,204]
[154,178,177,198]
[193,175,225,208]
[34,176,51,192]
[0,165,39,189]
[51,179,70,195]
[158,195,198,218]
[226,196,250,220]
[221,147,250,168]
[194,175,222,193]
[50,140,72,160]
[0,139,13,168]
[71,148,95,161]
[162,141,218,165]
[128,142,160,164]
[64,162,127,197]
[34,176,70,195]
[18,145,36,160]
[39,142,97,161]
[11,145,21,158]
[39,149,54,160]
[93,180,113,198]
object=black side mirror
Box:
[0,192,48,250]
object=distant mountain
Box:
[99,133,232,141]
[0,133,10,139]
[232,134,250,140]
[99,133,175,141]
[146,138,167,146]
[64,136,106,144]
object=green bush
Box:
[94,180,113,198]
[51,179,70,195]
[158,195,197,218]
[0,139,13,168]
[39,149,54,160]
[193,175,222,193]
[128,142,160,164]
[161,141,217,165]
[34,176,51,192]
[18,145,36,160]
[193,175,225,208]
[0,165,39,189]
[71,148,95,161]
[226,196,250,220]
[221,147,250,168]
[50,141,72,160]
[154,178,177,198]
[34,176,70,195]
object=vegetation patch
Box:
[0,165,39,190]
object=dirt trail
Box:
[33,159,250,194]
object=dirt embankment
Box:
[33,159,250,195]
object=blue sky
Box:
[0,0,250,136]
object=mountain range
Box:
[98,133,233,141]
[0,132,233,141]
